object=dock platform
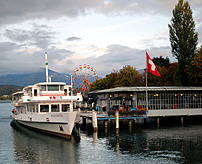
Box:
[79,108,202,130]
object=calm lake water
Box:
[1,103,202,164]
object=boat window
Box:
[69,87,72,96]
[48,85,59,91]
[64,89,67,96]
[60,85,64,91]
[40,105,49,112]
[32,105,35,112]
[27,105,30,112]
[40,85,46,91]
[18,107,21,114]
[62,104,70,112]
[21,107,24,114]
[51,104,60,112]
[34,89,37,96]
[36,105,38,113]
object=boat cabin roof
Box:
[12,91,24,96]
[36,82,67,86]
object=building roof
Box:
[89,86,202,94]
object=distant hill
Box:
[0,69,71,87]
[0,85,22,96]
[0,69,99,87]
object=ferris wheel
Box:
[72,64,98,96]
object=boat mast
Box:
[45,52,49,83]
[70,74,73,112]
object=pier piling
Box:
[92,110,98,131]
[115,111,119,129]
[129,120,133,127]
[157,117,160,125]
[181,116,183,126]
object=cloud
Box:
[197,24,202,45]
[1,0,202,26]
[66,44,175,77]
[98,0,177,16]
[0,0,100,25]
[4,24,56,49]
[66,36,82,41]
[0,43,73,74]
[0,41,177,77]
[0,0,201,78]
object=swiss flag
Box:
[146,52,161,77]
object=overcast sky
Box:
[0,0,202,77]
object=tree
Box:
[90,65,143,91]
[168,0,198,86]
[147,62,178,86]
[152,56,170,68]
[115,65,141,87]
[185,46,202,86]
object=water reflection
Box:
[98,124,202,163]
[11,121,79,164]
[10,120,202,164]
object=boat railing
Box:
[29,95,81,102]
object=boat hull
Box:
[11,112,77,139]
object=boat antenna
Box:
[45,52,49,83]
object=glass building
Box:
[89,87,202,116]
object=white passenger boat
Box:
[11,52,82,139]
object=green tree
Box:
[168,0,198,86]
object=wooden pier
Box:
[79,108,202,131]
[80,111,147,130]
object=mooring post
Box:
[77,108,81,126]
[93,131,98,146]
[115,111,119,130]
[181,116,183,126]
[92,110,98,131]
[82,117,86,126]
[129,120,133,127]
[157,117,160,125]
[105,121,108,128]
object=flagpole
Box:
[145,50,148,116]
[145,50,161,116]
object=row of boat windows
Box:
[40,85,65,91]
[17,104,70,114]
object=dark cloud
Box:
[0,0,101,25]
[66,36,82,41]
[0,43,73,74]
[0,0,201,26]
[0,42,20,57]
[4,24,56,49]
[97,0,178,16]
[0,0,201,77]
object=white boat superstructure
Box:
[11,52,82,139]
